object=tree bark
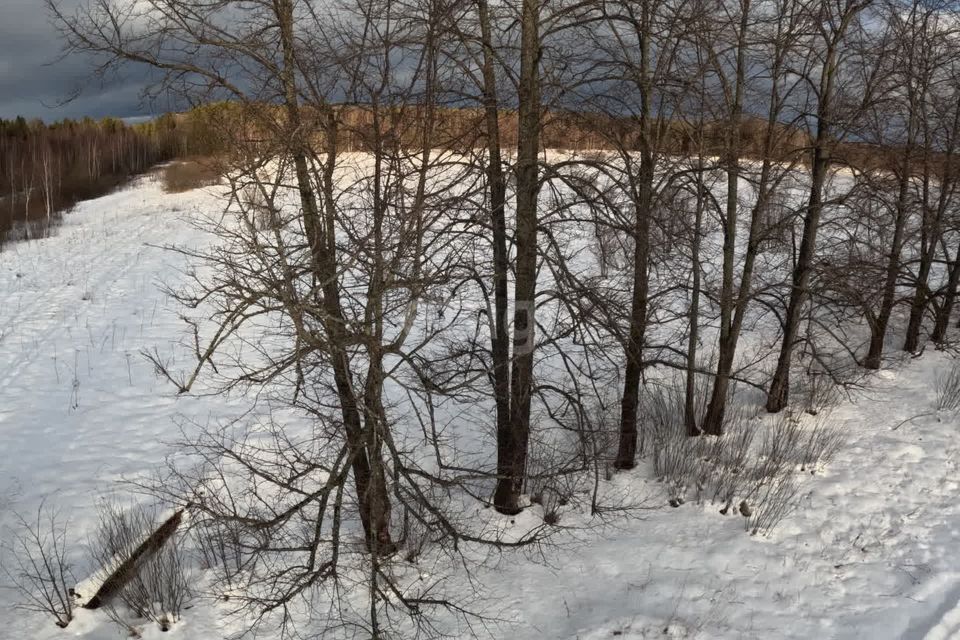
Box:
[614,0,654,469]
[276,0,393,552]
[685,170,705,436]
[933,243,960,342]
[493,0,541,514]
[766,4,861,412]
[701,0,749,435]
[766,140,829,413]
[865,145,912,369]
[477,0,514,514]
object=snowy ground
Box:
[1,174,960,639]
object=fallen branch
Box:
[84,509,183,610]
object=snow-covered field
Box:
[1,174,960,639]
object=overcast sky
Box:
[0,0,168,122]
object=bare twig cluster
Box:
[2,502,75,628]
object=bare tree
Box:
[900,0,960,350]
[492,0,544,514]
[701,0,809,433]
[766,0,877,412]
[49,0,561,634]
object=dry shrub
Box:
[576,392,625,512]
[745,470,801,535]
[645,378,845,534]
[704,413,756,508]
[161,157,221,193]
[647,381,694,497]
[757,414,805,471]
[90,501,191,633]
[591,223,627,276]
[192,516,247,587]
[647,380,753,507]
[936,357,960,412]
[798,412,846,470]
[743,412,843,534]
[796,370,842,416]
[398,506,432,564]
[2,502,76,628]
[526,433,588,525]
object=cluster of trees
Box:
[42,0,960,635]
[0,103,251,244]
[0,116,184,242]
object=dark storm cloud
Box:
[0,0,165,121]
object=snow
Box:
[1,172,960,638]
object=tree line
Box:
[0,107,248,244]
[0,116,168,242]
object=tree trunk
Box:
[477,0,514,514]
[865,149,912,369]
[933,244,960,342]
[614,168,653,468]
[766,141,829,413]
[903,200,936,353]
[685,170,705,437]
[930,103,960,343]
[614,0,653,469]
[766,12,855,412]
[276,0,393,552]
[702,0,749,435]
[493,0,541,514]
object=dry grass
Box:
[643,375,847,535]
[161,157,221,193]
[937,357,960,412]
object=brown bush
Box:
[161,157,221,193]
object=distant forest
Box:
[0,109,227,244]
